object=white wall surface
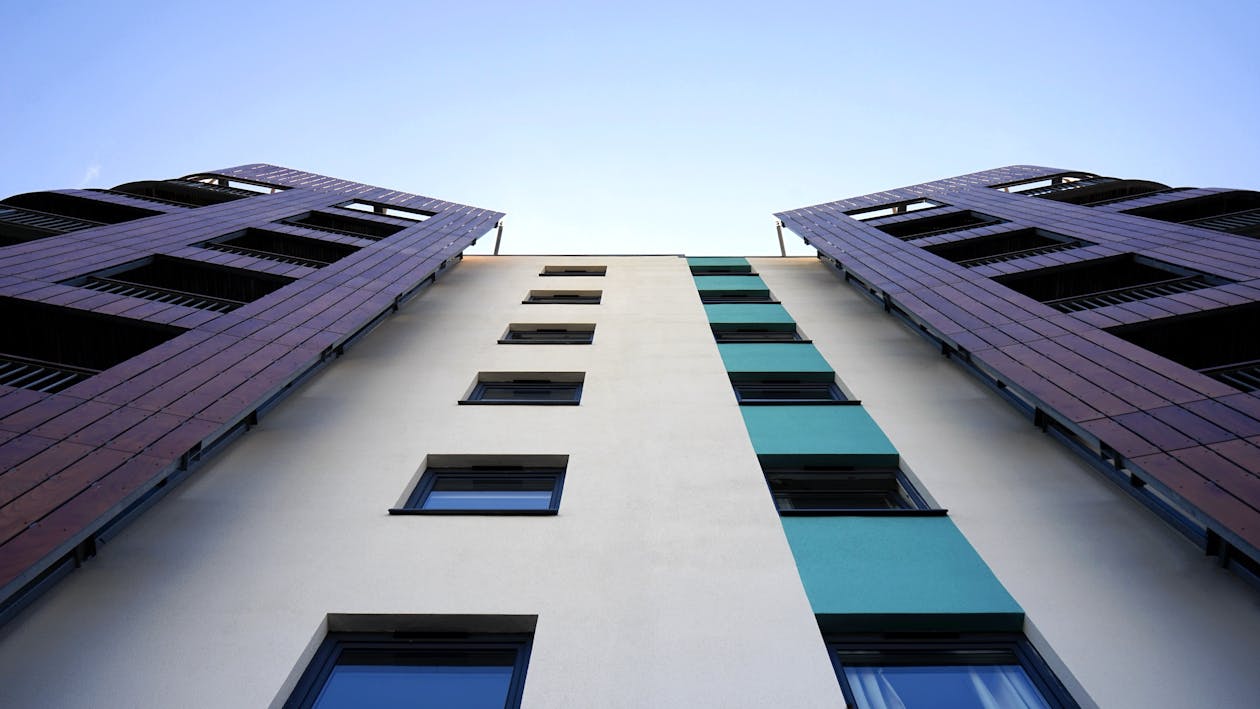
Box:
[753,257,1260,709]
[0,256,844,708]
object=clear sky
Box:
[2,1,1258,256]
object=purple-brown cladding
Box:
[777,166,1260,570]
[0,165,501,607]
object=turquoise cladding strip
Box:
[718,343,833,375]
[693,275,769,292]
[687,256,751,270]
[781,516,1023,632]
[704,303,794,325]
[740,405,898,466]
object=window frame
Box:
[827,633,1079,709]
[763,465,941,515]
[391,466,566,515]
[282,631,533,708]
[499,324,595,345]
[539,265,607,277]
[732,378,849,404]
[711,325,810,343]
[522,290,602,304]
[460,373,584,405]
[699,292,779,304]
[844,198,944,222]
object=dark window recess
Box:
[829,635,1079,709]
[201,228,360,268]
[1031,178,1170,206]
[0,192,161,246]
[499,324,595,344]
[280,211,406,240]
[182,175,288,195]
[541,265,607,276]
[922,228,1094,268]
[989,172,1095,194]
[1107,302,1260,393]
[689,263,754,275]
[712,325,806,343]
[873,211,1006,241]
[108,179,252,207]
[765,466,932,513]
[394,467,566,514]
[700,291,776,304]
[283,633,532,709]
[845,199,943,221]
[523,290,601,304]
[0,297,184,393]
[67,256,296,313]
[1122,191,1260,238]
[336,199,435,221]
[733,378,845,404]
[462,375,583,405]
[993,254,1228,313]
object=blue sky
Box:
[2,1,1258,255]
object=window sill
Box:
[737,399,863,406]
[458,400,581,406]
[389,508,559,516]
[778,508,948,517]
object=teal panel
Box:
[693,275,768,293]
[704,303,794,325]
[718,343,833,375]
[741,405,898,466]
[782,516,1023,632]
[687,257,751,272]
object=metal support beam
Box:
[775,219,786,257]
[493,220,505,255]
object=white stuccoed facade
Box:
[0,255,1257,708]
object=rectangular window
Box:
[66,255,296,313]
[279,211,406,240]
[337,199,435,221]
[540,265,606,276]
[499,324,595,345]
[712,325,807,343]
[873,211,1006,241]
[828,635,1078,708]
[184,174,289,194]
[461,373,583,405]
[700,292,777,304]
[732,378,846,404]
[920,228,1093,268]
[283,632,532,708]
[764,466,934,513]
[845,199,942,221]
[200,227,361,268]
[993,253,1228,313]
[522,290,601,304]
[394,467,565,515]
[989,173,1090,193]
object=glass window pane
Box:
[844,664,1051,709]
[423,490,552,510]
[314,664,514,708]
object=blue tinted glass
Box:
[423,490,552,510]
[844,665,1051,709]
[313,664,513,708]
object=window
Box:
[989,172,1092,193]
[732,378,846,404]
[393,465,565,514]
[920,228,1093,268]
[828,635,1079,709]
[0,296,185,393]
[993,254,1228,313]
[66,256,296,313]
[283,632,532,708]
[279,211,406,240]
[109,179,251,207]
[184,174,289,194]
[1106,302,1260,392]
[336,199,435,221]
[522,290,601,304]
[1121,190,1260,237]
[540,265,606,276]
[461,373,583,405]
[200,228,361,267]
[700,291,777,304]
[712,325,808,343]
[1,192,161,245]
[873,211,1006,241]
[764,466,935,513]
[499,324,595,345]
[845,199,943,221]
